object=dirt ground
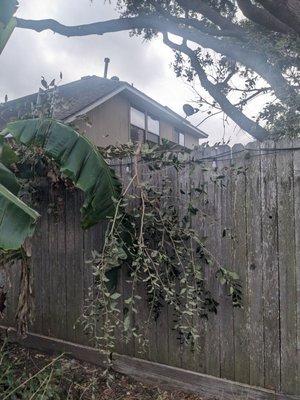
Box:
[0,341,203,399]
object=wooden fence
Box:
[2,139,300,398]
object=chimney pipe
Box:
[104,57,110,78]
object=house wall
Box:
[74,93,199,149]
[74,94,130,147]
[185,133,199,149]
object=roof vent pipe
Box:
[104,57,110,78]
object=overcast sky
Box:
[0,0,254,144]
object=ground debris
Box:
[0,341,202,399]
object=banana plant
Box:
[0,118,122,250]
[0,0,18,54]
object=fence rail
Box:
[2,139,300,397]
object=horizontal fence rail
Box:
[2,139,300,397]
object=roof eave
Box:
[64,83,208,139]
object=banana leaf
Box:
[0,161,19,194]
[0,136,19,167]
[0,0,18,54]
[2,118,122,228]
[0,16,16,54]
[0,183,39,250]
[0,0,18,25]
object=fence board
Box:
[276,139,298,394]
[260,141,280,391]
[292,140,300,395]
[231,143,249,385]
[191,147,207,374]
[218,145,235,381]
[245,141,264,387]
[204,147,221,378]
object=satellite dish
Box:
[183,104,199,118]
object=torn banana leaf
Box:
[3,118,122,228]
[0,161,19,194]
[0,16,16,54]
[0,183,39,250]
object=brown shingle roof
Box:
[0,76,124,129]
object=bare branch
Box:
[163,34,268,141]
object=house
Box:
[0,75,207,149]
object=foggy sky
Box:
[0,0,253,144]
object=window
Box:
[179,133,185,147]
[130,107,146,143]
[147,115,160,144]
[147,132,160,144]
[147,115,160,136]
[130,107,160,145]
[130,107,145,130]
[175,130,185,147]
[130,125,145,144]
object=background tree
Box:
[9,0,299,140]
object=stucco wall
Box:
[74,94,130,147]
[74,93,199,149]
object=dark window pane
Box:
[131,125,145,143]
[147,132,160,144]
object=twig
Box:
[3,353,65,400]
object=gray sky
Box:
[0,0,253,144]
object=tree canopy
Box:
[9,0,299,140]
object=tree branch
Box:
[237,0,293,34]
[176,0,243,33]
[163,34,268,141]
[256,0,300,34]
[16,15,295,104]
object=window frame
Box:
[174,129,186,147]
[130,106,146,130]
[130,105,160,145]
[179,132,185,147]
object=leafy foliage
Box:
[82,142,242,367]
[116,0,299,138]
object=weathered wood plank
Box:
[276,139,298,394]
[65,187,80,344]
[292,139,300,394]
[190,146,207,374]
[245,141,264,387]
[2,327,299,400]
[260,141,280,391]
[231,143,249,385]
[154,162,169,365]
[40,183,51,337]
[218,145,235,381]
[203,146,221,378]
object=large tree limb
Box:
[16,16,295,104]
[256,0,300,34]
[163,34,268,141]
[176,0,243,33]
[237,0,293,34]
